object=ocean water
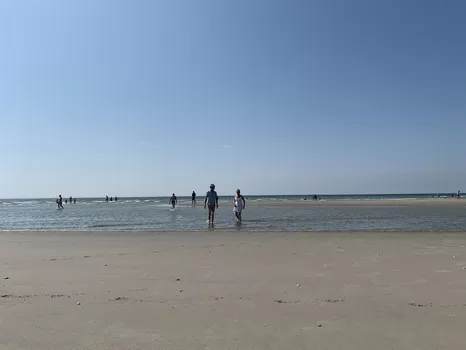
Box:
[0,195,465,232]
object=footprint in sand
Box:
[322,263,337,268]
[404,278,428,285]
[343,283,361,292]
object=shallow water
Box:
[1,197,466,232]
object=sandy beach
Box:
[244,198,466,207]
[1,230,466,349]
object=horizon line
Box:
[0,192,459,200]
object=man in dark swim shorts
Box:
[192,191,196,205]
[169,193,177,209]
[204,184,218,223]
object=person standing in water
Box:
[69,196,73,203]
[106,195,109,203]
[56,195,64,209]
[233,189,246,222]
[169,193,177,209]
[73,198,76,204]
[204,184,219,224]
[192,191,196,205]
[115,196,118,202]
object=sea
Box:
[1,194,465,232]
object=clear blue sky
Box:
[1,0,465,198]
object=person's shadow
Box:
[234,221,244,231]
[168,209,179,224]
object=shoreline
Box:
[1,230,466,349]
[2,227,466,234]
[174,197,466,207]
[235,198,466,207]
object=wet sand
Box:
[1,230,466,349]
[244,198,466,206]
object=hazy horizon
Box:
[1,191,462,200]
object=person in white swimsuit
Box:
[233,189,246,222]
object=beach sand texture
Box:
[245,198,466,206]
[1,231,466,349]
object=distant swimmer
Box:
[106,195,109,203]
[204,184,219,224]
[192,191,196,205]
[170,193,177,209]
[233,189,246,222]
[56,195,64,209]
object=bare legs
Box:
[208,205,215,223]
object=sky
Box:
[1,0,465,198]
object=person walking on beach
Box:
[204,184,219,223]
[233,189,246,222]
[192,191,196,205]
[56,195,64,209]
[170,193,177,209]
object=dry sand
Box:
[1,230,466,349]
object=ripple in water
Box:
[0,198,466,232]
